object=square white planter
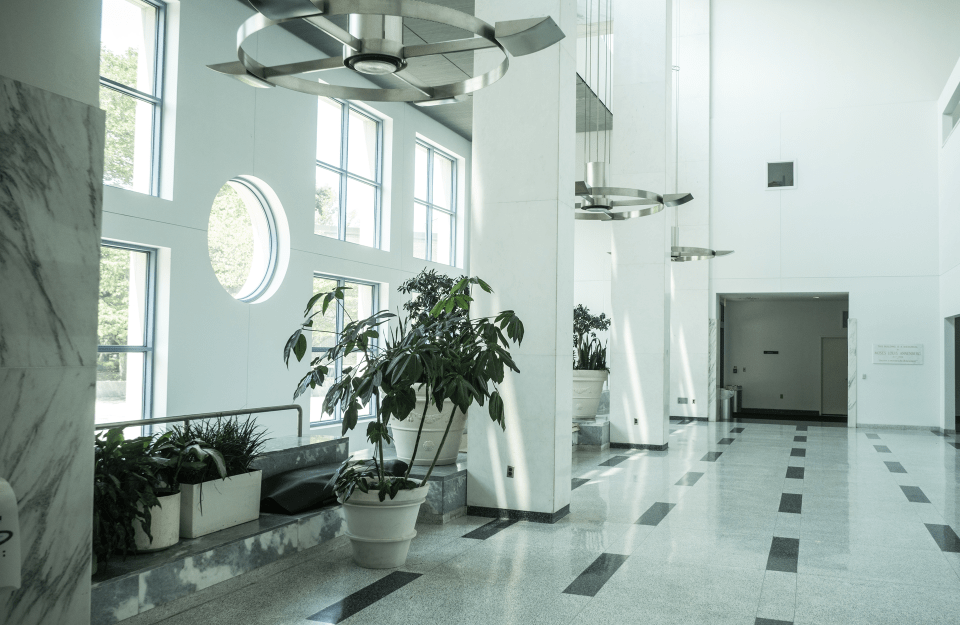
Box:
[179,470,262,539]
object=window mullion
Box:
[425,147,434,261]
[339,102,349,241]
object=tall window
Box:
[414,141,457,265]
[97,242,157,426]
[311,275,379,425]
[99,0,164,195]
[315,98,383,248]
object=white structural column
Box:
[609,0,674,449]
[468,0,577,520]
[670,0,712,420]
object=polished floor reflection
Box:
[126,421,960,625]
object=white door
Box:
[821,337,848,416]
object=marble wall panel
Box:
[0,75,104,625]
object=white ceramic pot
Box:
[573,370,608,421]
[392,389,466,466]
[341,484,429,569]
[179,470,262,539]
[134,492,181,552]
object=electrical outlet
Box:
[862,374,867,380]
[692,399,696,404]
[743,367,746,372]
[633,418,639,425]
[678,397,688,404]
[780,394,783,399]
[506,466,514,478]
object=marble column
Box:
[467,0,576,521]
[609,0,674,450]
[0,75,104,625]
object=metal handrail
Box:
[94,404,303,437]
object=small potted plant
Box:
[93,429,161,571]
[169,417,268,539]
[573,304,610,422]
[284,276,523,568]
[392,269,469,466]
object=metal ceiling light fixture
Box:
[574,0,693,222]
[667,5,732,262]
[207,0,565,106]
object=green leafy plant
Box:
[147,431,227,491]
[284,276,524,502]
[397,269,468,327]
[93,429,161,567]
[575,336,608,371]
[573,305,610,371]
[166,416,268,485]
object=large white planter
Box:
[392,390,466,466]
[573,370,608,421]
[341,484,429,569]
[134,492,181,552]
[179,470,262,539]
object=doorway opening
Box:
[718,293,849,425]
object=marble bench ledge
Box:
[91,505,343,625]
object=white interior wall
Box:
[710,0,953,427]
[100,0,471,450]
[724,299,848,413]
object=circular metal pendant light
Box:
[207,0,565,106]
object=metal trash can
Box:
[719,389,735,421]
[725,384,742,413]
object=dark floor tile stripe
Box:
[718,438,735,445]
[884,461,907,473]
[796,425,808,431]
[793,435,807,442]
[790,448,806,457]
[701,451,723,462]
[571,478,590,491]
[874,445,891,453]
[766,537,800,573]
[307,572,422,623]
[562,553,630,597]
[950,442,960,450]
[865,433,880,439]
[675,472,704,486]
[463,518,518,540]
[925,524,960,553]
[779,493,802,514]
[900,485,930,504]
[599,455,630,467]
[731,427,745,433]
[756,619,794,625]
[785,466,805,479]
[636,502,676,526]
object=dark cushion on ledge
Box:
[260,464,339,515]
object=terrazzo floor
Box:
[123,420,960,625]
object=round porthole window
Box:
[207,176,288,302]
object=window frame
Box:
[310,273,381,426]
[315,98,384,248]
[414,140,458,265]
[97,240,158,425]
[99,0,166,196]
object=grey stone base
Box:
[669,416,709,422]
[91,506,343,625]
[932,427,958,436]
[610,442,669,451]
[858,423,946,431]
[252,434,349,479]
[467,504,570,524]
[406,453,467,525]
[575,418,610,450]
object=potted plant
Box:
[392,269,469,466]
[573,304,611,422]
[284,276,523,568]
[93,429,161,570]
[168,417,268,539]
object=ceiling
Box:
[234,0,610,141]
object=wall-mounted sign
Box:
[873,344,923,365]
